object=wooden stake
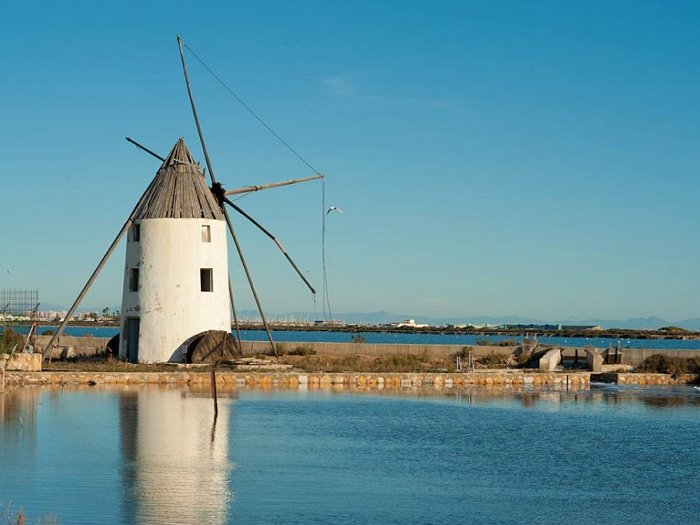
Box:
[210,368,219,417]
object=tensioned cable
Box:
[183,43,322,176]
[184,40,332,318]
[321,178,332,320]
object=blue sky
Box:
[1,1,698,321]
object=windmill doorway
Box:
[126,318,140,363]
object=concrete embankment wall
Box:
[227,341,700,366]
[592,372,697,385]
[4,370,591,389]
[617,348,700,366]
[246,340,513,358]
[34,335,515,359]
[36,335,109,356]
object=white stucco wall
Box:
[119,218,231,363]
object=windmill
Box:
[43,36,324,363]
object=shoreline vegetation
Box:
[2,320,700,341]
[0,506,57,525]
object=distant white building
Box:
[393,319,429,328]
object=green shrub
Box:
[453,346,472,360]
[477,350,510,368]
[350,334,366,344]
[636,354,700,379]
[517,351,532,366]
[372,353,425,372]
[0,327,24,354]
[288,345,316,356]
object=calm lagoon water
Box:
[16,325,700,350]
[1,385,700,524]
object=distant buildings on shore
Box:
[0,310,119,323]
[0,310,602,332]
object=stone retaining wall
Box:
[1,353,42,371]
[4,370,591,389]
[591,372,697,385]
[7,370,696,388]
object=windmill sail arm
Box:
[223,196,316,294]
[224,174,324,196]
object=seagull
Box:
[326,206,344,215]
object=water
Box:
[1,385,700,524]
[9,325,700,350]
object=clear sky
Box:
[1,1,698,321]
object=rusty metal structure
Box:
[0,289,39,351]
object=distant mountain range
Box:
[42,305,700,331]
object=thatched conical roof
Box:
[134,138,224,220]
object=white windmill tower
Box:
[42,36,326,363]
[119,139,231,363]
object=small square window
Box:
[201,224,211,242]
[129,268,139,292]
[130,224,140,242]
[200,268,213,292]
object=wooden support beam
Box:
[42,177,157,358]
[223,197,315,294]
[177,34,277,357]
[125,137,165,162]
[224,174,324,196]
[228,276,242,350]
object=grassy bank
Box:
[636,354,700,381]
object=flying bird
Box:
[326,206,344,215]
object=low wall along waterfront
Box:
[4,370,592,389]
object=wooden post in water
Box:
[210,368,219,418]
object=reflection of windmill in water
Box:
[119,388,233,524]
[43,36,330,363]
